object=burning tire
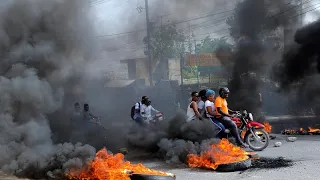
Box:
[244,129,269,151]
[130,174,176,180]
[215,158,252,172]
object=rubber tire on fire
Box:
[130,174,176,180]
[215,158,252,172]
[244,129,270,151]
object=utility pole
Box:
[145,0,153,86]
[194,39,200,89]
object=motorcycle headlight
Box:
[248,113,253,121]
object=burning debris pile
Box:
[67,148,175,180]
[157,135,254,172]
[187,139,252,170]
[281,127,320,135]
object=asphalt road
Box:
[134,135,320,180]
[1,135,320,180]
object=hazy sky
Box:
[87,0,320,78]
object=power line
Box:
[96,8,236,38]
[190,0,318,40]
[91,0,112,6]
[99,1,320,53]
[96,0,308,39]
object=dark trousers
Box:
[212,116,244,144]
[134,117,145,126]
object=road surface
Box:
[1,135,320,180]
[133,135,320,180]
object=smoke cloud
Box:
[225,0,303,119]
[127,110,225,164]
[0,0,100,178]
[274,19,320,116]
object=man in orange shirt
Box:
[215,87,248,148]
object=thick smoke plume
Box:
[274,19,320,116]
[127,110,226,164]
[0,0,98,178]
[226,0,301,119]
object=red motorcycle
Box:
[227,110,270,151]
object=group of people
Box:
[186,87,249,148]
[72,102,98,123]
[131,96,161,125]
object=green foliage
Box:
[196,36,233,53]
[181,66,197,79]
[144,24,185,61]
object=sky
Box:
[87,0,320,79]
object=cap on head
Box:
[205,89,215,98]
[191,91,198,97]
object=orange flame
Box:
[263,122,272,133]
[308,127,320,133]
[187,139,250,170]
[283,127,320,134]
[67,148,174,180]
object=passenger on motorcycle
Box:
[186,91,203,122]
[215,87,249,148]
[140,97,160,123]
[133,96,148,125]
[198,89,207,118]
[204,89,228,133]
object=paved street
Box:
[1,135,320,180]
[135,135,320,180]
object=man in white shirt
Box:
[140,97,160,122]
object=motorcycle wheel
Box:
[244,129,269,151]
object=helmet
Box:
[141,96,149,104]
[205,89,215,98]
[219,87,230,98]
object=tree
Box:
[143,24,185,61]
[196,36,233,54]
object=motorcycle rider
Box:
[186,91,203,122]
[82,103,98,122]
[140,97,160,123]
[215,87,249,148]
[198,89,207,118]
[133,96,148,125]
[204,89,228,135]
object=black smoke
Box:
[127,110,229,164]
[274,19,320,116]
[225,0,301,119]
[0,0,99,178]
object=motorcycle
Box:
[148,112,164,123]
[225,110,270,151]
